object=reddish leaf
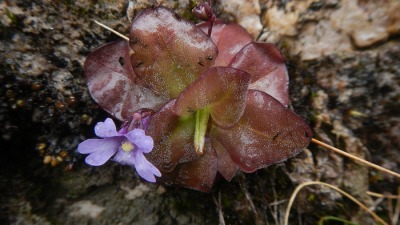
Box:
[212,90,312,173]
[175,141,217,192]
[174,67,252,129]
[145,99,199,172]
[155,141,218,192]
[198,20,253,66]
[228,42,289,106]
[84,40,167,121]
[211,138,239,181]
[129,6,218,99]
[197,19,226,44]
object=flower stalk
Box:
[194,107,211,155]
[192,0,215,36]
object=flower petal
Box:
[78,138,121,166]
[112,147,136,166]
[135,151,161,183]
[124,129,154,153]
[94,118,120,138]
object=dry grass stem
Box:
[388,196,394,224]
[240,173,259,225]
[94,20,129,41]
[311,138,400,179]
[368,196,385,212]
[284,181,388,225]
[392,193,400,225]
[270,175,280,224]
[256,172,270,225]
[366,191,400,199]
[212,189,225,225]
[269,200,287,206]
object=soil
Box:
[1,0,400,224]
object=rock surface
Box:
[260,0,400,60]
[1,0,400,224]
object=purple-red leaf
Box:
[174,67,252,129]
[84,40,167,121]
[129,6,218,99]
[145,99,199,172]
[197,19,225,43]
[211,138,239,181]
[212,90,312,173]
[155,141,218,192]
[197,19,253,66]
[174,141,217,192]
[228,42,289,106]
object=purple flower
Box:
[78,118,161,182]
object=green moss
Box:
[221,193,231,208]
[182,7,201,22]
[236,191,244,200]
[64,0,72,8]
[5,9,17,23]
[102,13,111,19]
[174,2,180,9]
[277,176,288,188]
[182,10,190,20]
[77,8,88,16]
[191,0,200,8]
[307,193,315,202]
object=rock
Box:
[2,1,400,224]
[219,0,263,39]
[68,200,106,218]
[294,20,352,60]
[330,0,400,48]
[260,0,400,59]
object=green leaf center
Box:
[194,107,211,155]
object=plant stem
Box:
[366,191,400,199]
[318,216,358,225]
[284,181,387,225]
[194,107,210,154]
[94,20,129,41]
[311,138,400,179]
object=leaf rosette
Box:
[84,6,312,192]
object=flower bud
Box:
[192,1,215,23]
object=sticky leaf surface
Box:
[145,99,199,172]
[211,138,239,181]
[174,67,252,128]
[212,90,312,172]
[155,141,218,192]
[84,40,167,121]
[229,42,289,106]
[129,6,218,99]
[198,19,253,66]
